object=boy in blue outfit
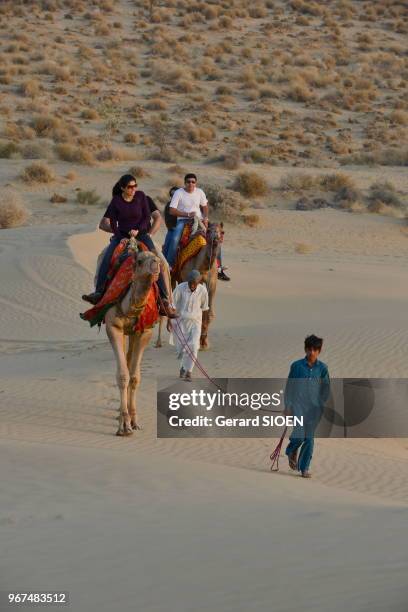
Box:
[284,335,330,479]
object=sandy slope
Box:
[1,213,408,611]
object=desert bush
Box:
[0,190,30,228]
[50,193,67,203]
[279,173,317,192]
[21,142,49,159]
[146,98,168,110]
[55,144,94,165]
[20,162,55,184]
[76,189,102,206]
[0,140,20,158]
[341,149,408,167]
[219,149,242,170]
[81,108,99,120]
[128,166,150,178]
[295,242,315,254]
[368,181,403,208]
[319,173,355,191]
[124,133,139,144]
[241,213,260,226]
[201,183,246,220]
[30,115,60,137]
[19,79,41,97]
[233,171,268,197]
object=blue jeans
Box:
[95,235,122,293]
[285,422,318,473]
[163,218,189,267]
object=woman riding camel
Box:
[82,174,177,318]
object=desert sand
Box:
[1,207,407,611]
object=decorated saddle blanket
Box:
[173,223,207,276]
[80,239,159,333]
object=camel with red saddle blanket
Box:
[80,239,165,436]
[155,219,222,350]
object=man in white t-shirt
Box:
[162,173,209,268]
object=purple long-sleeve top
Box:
[105,192,151,238]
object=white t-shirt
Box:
[172,282,209,324]
[169,187,207,220]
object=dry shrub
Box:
[96,146,136,162]
[288,82,314,103]
[128,166,150,178]
[21,142,49,159]
[81,109,99,120]
[233,172,268,197]
[0,140,20,158]
[55,144,94,165]
[50,193,67,203]
[343,149,408,167]
[279,173,317,192]
[183,120,215,144]
[201,183,246,220]
[295,242,315,254]
[241,213,260,227]
[19,79,41,97]
[146,98,168,110]
[389,110,408,126]
[76,189,102,206]
[0,190,30,228]
[151,60,183,85]
[319,173,355,191]
[167,164,184,174]
[30,114,60,137]
[20,162,55,184]
[124,133,139,144]
[220,149,242,170]
[368,181,403,209]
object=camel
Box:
[155,221,222,350]
[104,248,162,436]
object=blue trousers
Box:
[285,423,316,473]
[163,218,189,267]
[95,235,121,293]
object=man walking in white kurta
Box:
[168,270,209,381]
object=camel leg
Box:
[200,310,210,351]
[127,329,153,430]
[106,325,133,436]
[155,316,166,348]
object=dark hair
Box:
[169,186,179,197]
[184,173,197,183]
[112,174,137,197]
[304,334,323,351]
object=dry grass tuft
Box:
[279,173,317,192]
[241,213,261,227]
[201,183,246,220]
[20,162,55,184]
[76,189,102,206]
[295,242,315,254]
[128,166,151,178]
[55,144,94,165]
[0,190,30,228]
[233,171,268,197]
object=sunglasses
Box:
[126,184,137,189]
[185,180,196,184]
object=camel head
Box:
[132,250,160,281]
[206,222,223,252]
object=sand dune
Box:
[1,214,408,611]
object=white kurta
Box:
[169,282,209,373]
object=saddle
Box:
[173,220,207,276]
